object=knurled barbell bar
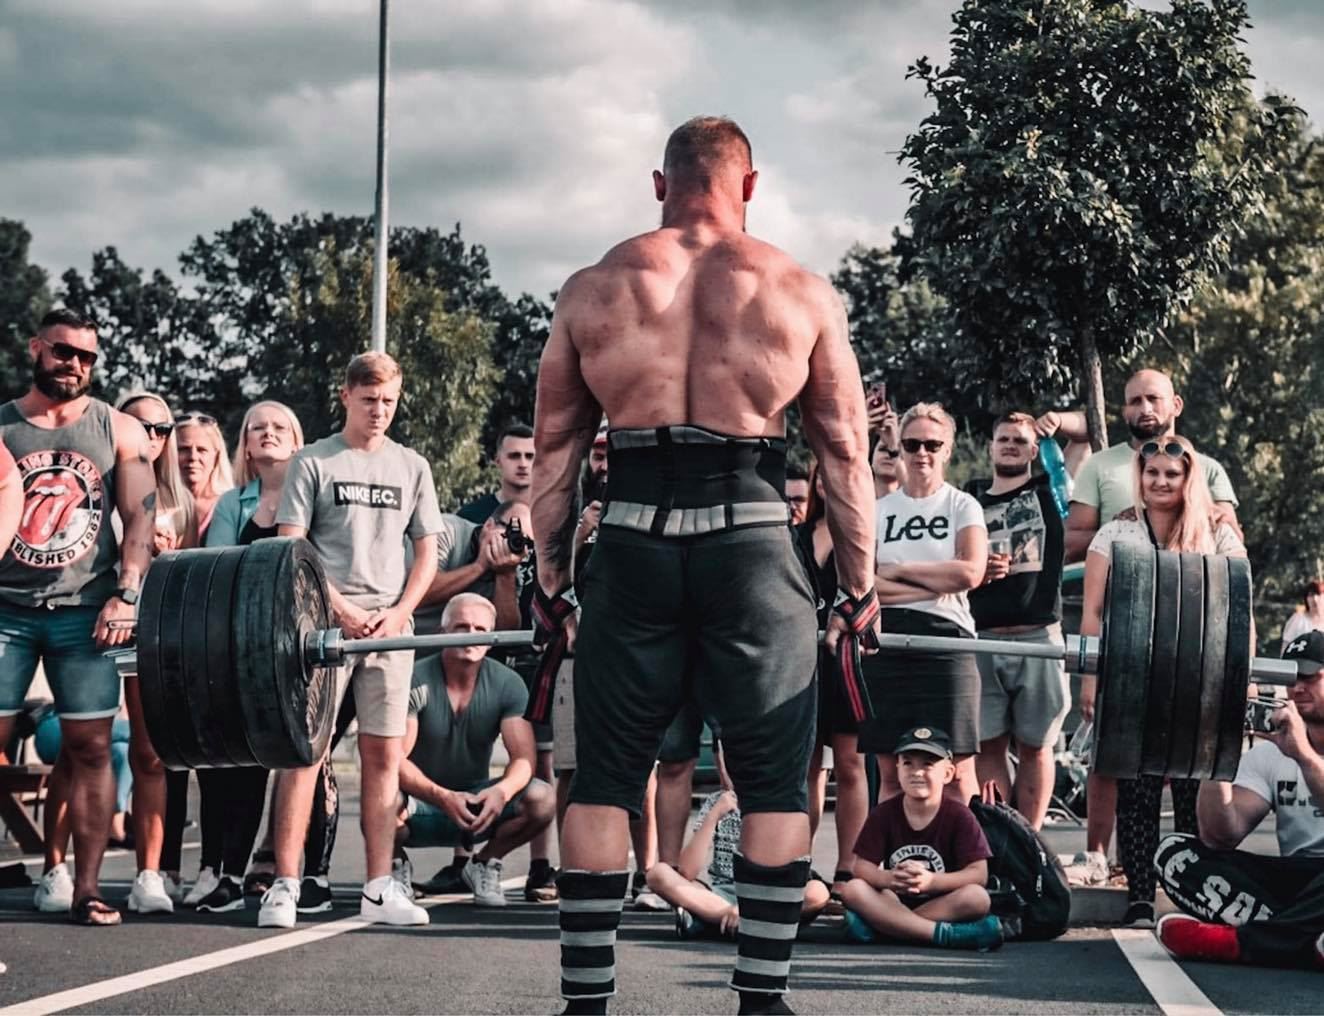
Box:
[111,539,1297,779]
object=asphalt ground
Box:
[1,777,1318,1015]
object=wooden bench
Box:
[0,764,51,854]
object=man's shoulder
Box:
[294,434,346,461]
[479,655,523,687]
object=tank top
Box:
[0,399,120,608]
[238,516,278,546]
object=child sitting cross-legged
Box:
[646,740,830,939]
[841,726,1004,951]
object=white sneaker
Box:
[182,867,219,908]
[1062,850,1110,887]
[633,889,672,912]
[360,875,428,926]
[462,858,506,908]
[162,872,184,903]
[258,877,301,929]
[127,870,175,914]
[33,862,74,913]
[392,855,416,900]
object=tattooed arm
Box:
[531,274,601,597]
[97,411,157,646]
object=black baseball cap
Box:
[1283,630,1324,675]
[894,726,953,760]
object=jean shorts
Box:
[0,603,121,719]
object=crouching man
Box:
[396,593,556,907]
[1155,631,1324,970]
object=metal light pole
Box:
[369,0,390,353]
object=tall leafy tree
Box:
[0,219,53,400]
[900,0,1296,447]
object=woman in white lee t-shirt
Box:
[1079,435,1247,928]
[861,403,987,803]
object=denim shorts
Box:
[403,777,543,848]
[0,603,121,718]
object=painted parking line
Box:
[1113,929,1222,1016]
[1,879,523,1016]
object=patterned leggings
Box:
[1116,775,1199,903]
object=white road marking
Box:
[1113,929,1224,1016]
[2,879,524,1016]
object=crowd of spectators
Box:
[1,310,1320,971]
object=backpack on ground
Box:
[968,784,1071,941]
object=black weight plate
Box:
[1167,553,1207,779]
[1094,542,1155,779]
[235,539,335,769]
[203,546,257,767]
[1192,556,1229,779]
[178,549,230,766]
[158,551,208,769]
[1140,550,1182,776]
[135,550,183,769]
[1213,556,1254,781]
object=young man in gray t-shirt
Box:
[264,352,443,931]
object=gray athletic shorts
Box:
[976,623,1070,749]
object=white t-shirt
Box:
[1086,518,1245,559]
[1282,612,1320,648]
[1233,741,1324,857]
[875,484,986,634]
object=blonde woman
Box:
[1079,435,1246,928]
[863,403,988,805]
[116,393,197,553]
[175,411,234,538]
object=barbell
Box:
[112,538,1297,779]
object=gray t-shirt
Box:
[413,513,496,634]
[276,433,444,610]
[1071,441,1238,524]
[407,655,528,791]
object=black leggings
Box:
[1156,833,1324,968]
[197,767,271,878]
[1116,775,1198,903]
[160,769,189,875]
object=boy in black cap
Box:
[840,726,1003,950]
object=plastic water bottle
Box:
[1039,438,1072,519]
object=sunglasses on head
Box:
[141,422,175,438]
[901,438,945,454]
[1140,440,1187,461]
[40,336,98,367]
[176,412,218,427]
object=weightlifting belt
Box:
[833,589,881,723]
[525,583,577,724]
[602,425,790,538]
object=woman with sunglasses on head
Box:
[1281,580,1324,648]
[113,392,200,915]
[186,401,307,912]
[860,403,988,805]
[175,412,234,538]
[1080,435,1246,928]
[794,460,871,907]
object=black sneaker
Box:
[419,863,467,895]
[630,870,646,901]
[296,876,333,914]
[524,864,559,903]
[1121,901,1156,929]
[196,876,246,914]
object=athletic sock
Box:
[558,869,629,1007]
[730,853,810,1001]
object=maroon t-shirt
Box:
[852,796,992,873]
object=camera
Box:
[502,516,536,556]
[1244,695,1280,735]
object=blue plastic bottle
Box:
[1039,438,1072,519]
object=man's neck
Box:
[498,482,528,504]
[341,427,385,453]
[444,658,482,692]
[16,389,89,427]
[1129,425,1176,449]
[660,194,744,234]
[874,477,899,499]
[987,468,1032,496]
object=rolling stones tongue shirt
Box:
[0,400,119,608]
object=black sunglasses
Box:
[901,438,945,454]
[176,412,218,427]
[1140,440,1187,460]
[141,422,175,438]
[41,336,98,367]
[876,446,901,459]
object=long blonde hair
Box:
[1131,434,1217,553]
[175,413,235,500]
[116,392,199,549]
[232,400,305,488]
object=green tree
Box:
[900,0,1296,448]
[0,219,53,399]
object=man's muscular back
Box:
[562,226,832,436]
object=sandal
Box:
[72,895,122,926]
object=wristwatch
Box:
[113,586,139,606]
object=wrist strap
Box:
[526,584,578,725]
[832,589,880,724]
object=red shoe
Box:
[1157,913,1240,964]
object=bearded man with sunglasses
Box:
[0,308,157,926]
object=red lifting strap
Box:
[525,585,578,725]
[833,590,880,724]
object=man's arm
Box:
[1195,781,1271,849]
[677,793,736,881]
[98,412,156,646]
[494,714,536,801]
[798,286,874,600]
[531,276,601,595]
[1064,502,1100,563]
[387,533,439,618]
[398,714,479,831]
[490,569,522,631]
[276,522,370,637]
[419,558,489,608]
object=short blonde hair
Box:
[232,400,305,487]
[900,402,956,441]
[345,351,401,389]
[441,592,498,630]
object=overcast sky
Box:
[4,0,1321,301]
